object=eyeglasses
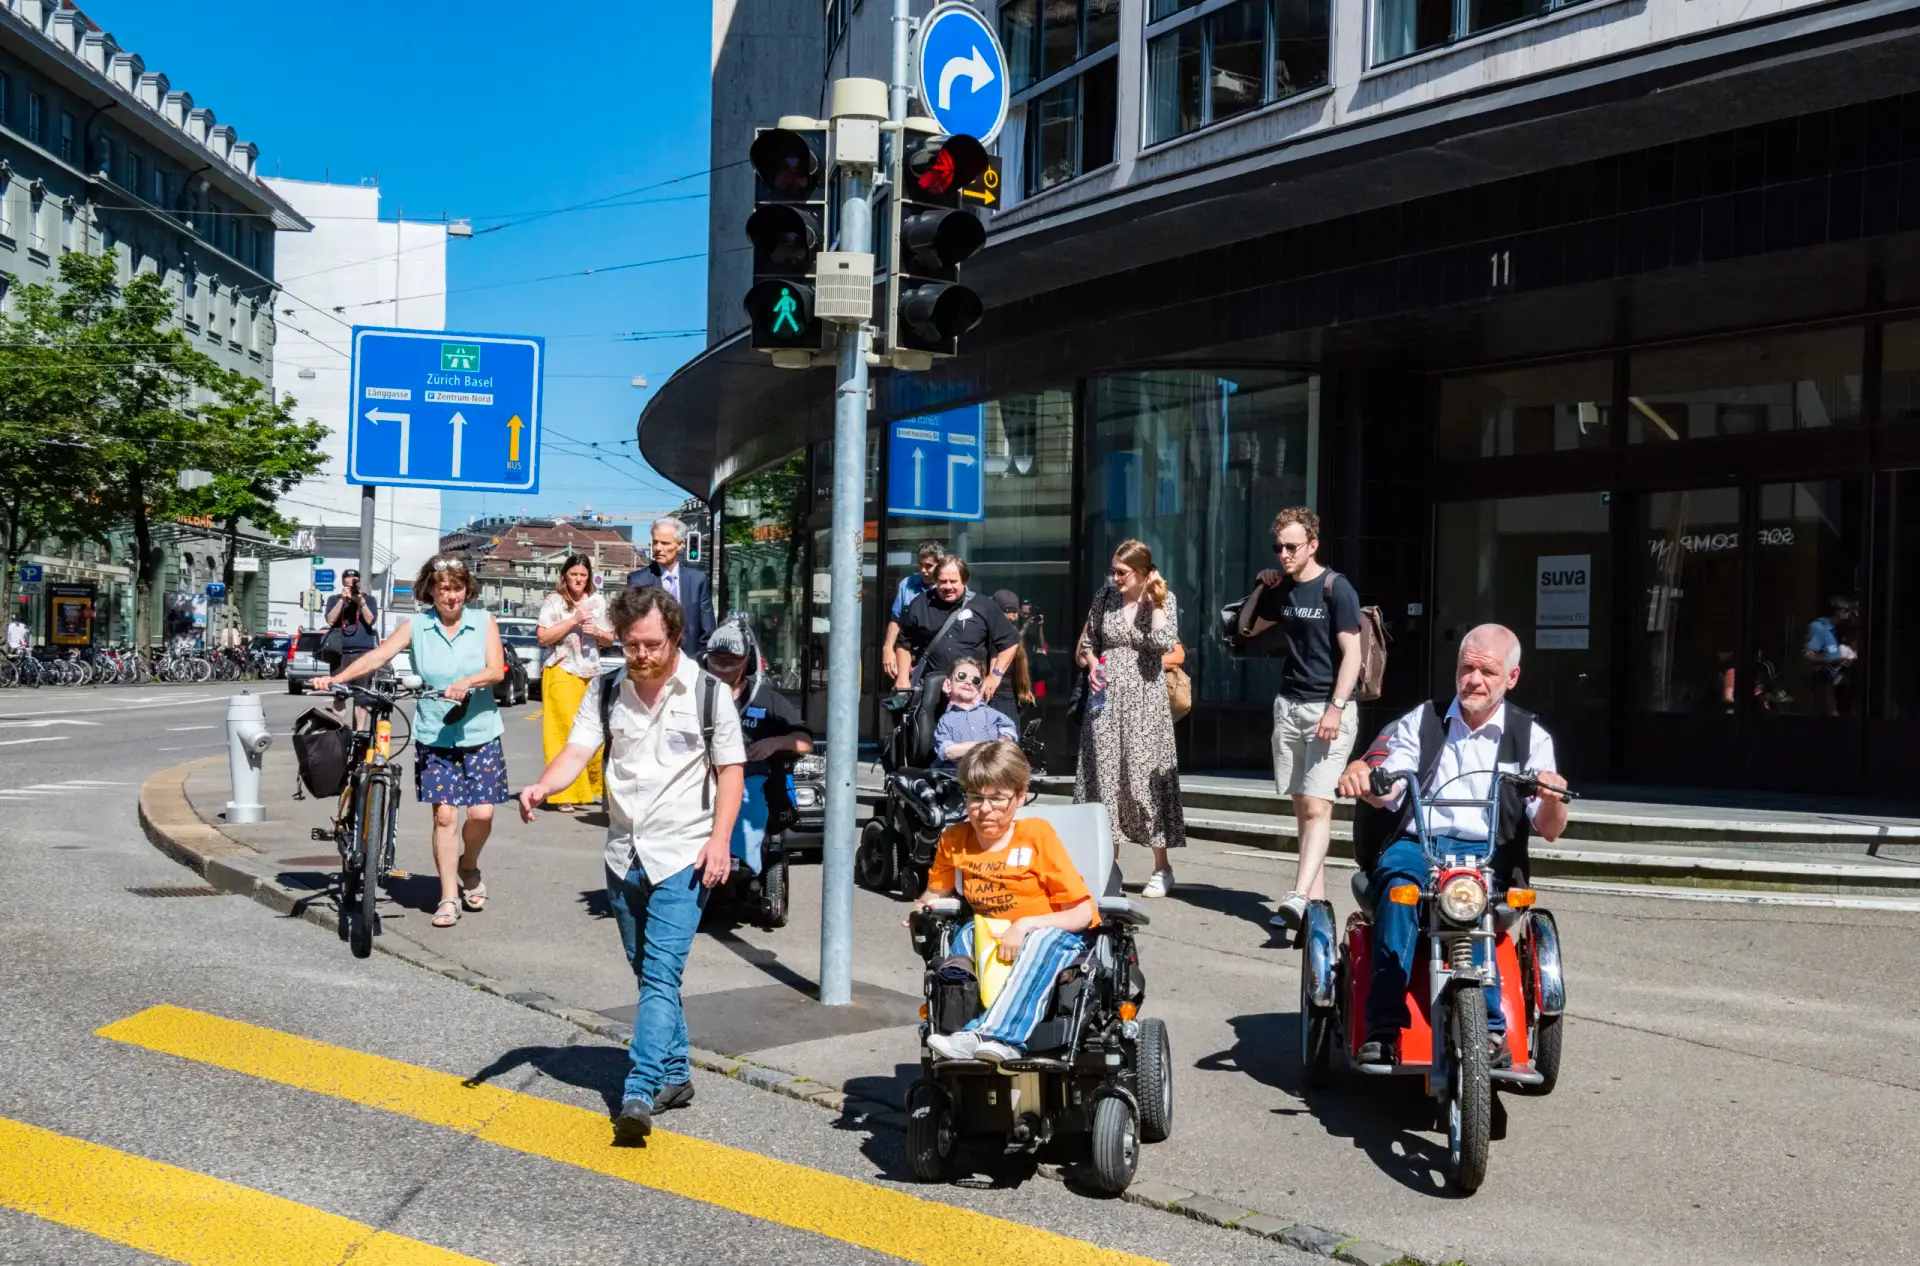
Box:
[431,558,469,573]
[964,791,1017,810]
[1274,540,1312,556]
[951,671,982,685]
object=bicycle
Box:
[311,678,441,959]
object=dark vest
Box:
[1351,699,1537,890]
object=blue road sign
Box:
[917,3,1009,146]
[205,582,227,603]
[887,404,984,522]
[347,326,544,494]
[18,563,41,584]
[313,569,336,594]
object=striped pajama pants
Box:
[949,922,1087,1050]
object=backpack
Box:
[598,664,720,809]
[291,708,352,799]
[1322,570,1390,703]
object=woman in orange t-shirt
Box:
[910,740,1095,1063]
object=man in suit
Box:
[627,517,715,654]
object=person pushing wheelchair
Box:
[1335,624,1570,1069]
[908,740,1096,1064]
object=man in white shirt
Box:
[1336,624,1569,1068]
[5,616,27,652]
[518,585,744,1142]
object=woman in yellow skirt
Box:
[535,554,613,811]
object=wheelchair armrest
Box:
[1096,896,1149,927]
[924,898,963,916]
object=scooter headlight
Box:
[1437,873,1489,925]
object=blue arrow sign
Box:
[886,404,985,522]
[916,2,1009,146]
[347,326,544,493]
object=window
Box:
[1882,319,1920,427]
[1084,369,1320,705]
[1148,0,1329,145]
[0,173,10,239]
[1883,471,1920,720]
[183,271,199,325]
[1376,0,1591,64]
[1633,487,1743,714]
[1004,0,1120,196]
[27,92,41,144]
[96,134,112,177]
[1438,359,1612,459]
[1627,328,1862,444]
[1754,480,1863,718]
[0,73,10,126]
[59,201,73,252]
[28,187,43,251]
[723,452,808,706]
[152,168,166,209]
[58,111,74,163]
[129,151,144,197]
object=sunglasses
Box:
[1274,540,1313,555]
[431,558,469,573]
[951,671,983,685]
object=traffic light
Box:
[890,128,990,359]
[744,125,827,354]
[685,530,702,564]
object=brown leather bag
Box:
[1165,663,1192,722]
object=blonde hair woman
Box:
[536,554,613,812]
[1073,539,1186,898]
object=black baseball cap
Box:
[343,569,361,579]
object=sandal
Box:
[432,899,460,928]
[458,868,487,912]
[557,804,577,814]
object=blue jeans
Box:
[1365,837,1504,1041]
[729,774,769,876]
[605,862,709,1105]
[949,921,1086,1051]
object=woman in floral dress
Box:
[1074,539,1186,897]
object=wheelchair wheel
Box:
[856,820,896,892]
[905,1083,956,1182]
[758,848,790,929]
[1136,1018,1173,1143]
[898,860,929,903]
[1086,1096,1139,1194]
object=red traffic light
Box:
[906,134,990,198]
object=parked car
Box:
[286,631,328,694]
[494,616,544,706]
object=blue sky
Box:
[87,0,712,530]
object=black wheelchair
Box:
[902,803,1172,1195]
[709,750,822,929]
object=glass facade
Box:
[1083,370,1319,705]
[1627,328,1863,444]
[1883,318,1920,427]
[720,452,808,700]
[1438,360,1612,460]
[1375,0,1595,65]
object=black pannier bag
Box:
[292,708,353,799]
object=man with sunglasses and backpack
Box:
[1236,506,1364,935]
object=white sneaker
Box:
[927,1031,980,1062]
[1140,869,1174,898]
[973,1039,1021,1064]
[1269,892,1308,929]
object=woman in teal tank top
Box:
[314,553,507,929]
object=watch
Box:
[990,667,1005,677]
[1330,698,1352,710]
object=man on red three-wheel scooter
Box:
[1301,623,1572,1194]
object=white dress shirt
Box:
[568,652,746,882]
[1374,699,1557,842]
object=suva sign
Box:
[916,3,1009,146]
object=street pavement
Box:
[0,682,1315,1266]
[8,680,1920,1264]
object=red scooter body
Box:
[1343,914,1533,1071]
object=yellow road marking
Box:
[0,1115,487,1265]
[98,1006,1160,1266]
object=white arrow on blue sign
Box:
[347,326,544,494]
[916,3,1009,146]
[886,404,985,522]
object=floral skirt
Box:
[414,738,508,807]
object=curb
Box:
[138,759,1447,1266]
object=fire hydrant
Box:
[225,691,274,825]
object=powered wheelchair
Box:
[902,803,1172,1194]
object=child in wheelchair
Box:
[909,740,1096,1062]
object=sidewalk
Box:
[146,705,1920,1266]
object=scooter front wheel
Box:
[1445,994,1492,1194]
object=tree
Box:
[11,251,224,646]
[0,285,100,613]
[179,369,329,599]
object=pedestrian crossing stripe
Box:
[0,1115,490,1265]
[99,1005,1162,1266]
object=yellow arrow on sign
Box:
[507,414,524,462]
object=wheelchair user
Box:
[931,655,1018,769]
[908,740,1097,1063]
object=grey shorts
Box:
[1272,695,1359,801]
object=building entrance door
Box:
[1624,479,1865,791]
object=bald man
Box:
[1334,624,1569,1069]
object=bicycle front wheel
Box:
[351,776,392,959]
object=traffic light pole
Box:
[819,80,886,1009]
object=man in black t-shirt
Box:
[1237,506,1363,932]
[892,556,1018,699]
